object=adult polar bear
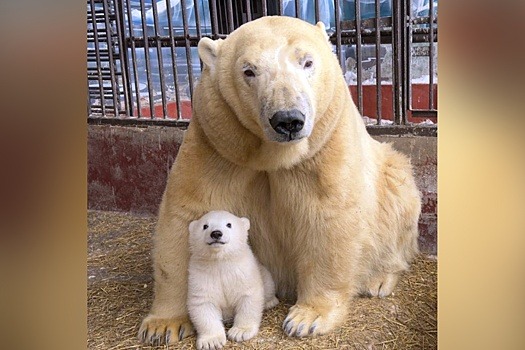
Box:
[139,16,421,345]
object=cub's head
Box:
[188,211,251,258]
[197,16,338,145]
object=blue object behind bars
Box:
[412,0,438,18]
[281,0,392,31]
[129,0,211,36]
[280,0,437,31]
[281,0,334,29]
[341,0,392,21]
[124,0,437,104]
[126,0,211,101]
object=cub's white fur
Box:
[187,211,278,350]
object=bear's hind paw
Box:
[365,272,400,298]
[265,296,279,310]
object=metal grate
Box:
[87,0,437,135]
[87,0,130,116]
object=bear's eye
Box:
[203,224,208,230]
[303,60,313,69]
[243,69,255,78]
[226,223,232,228]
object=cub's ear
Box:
[198,37,222,69]
[315,21,329,42]
[240,217,250,231]
[188,220,198,233]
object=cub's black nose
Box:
[270,109,305,135]
[210,230,222,240]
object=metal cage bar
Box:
[88,0,107,115]
[114,0,132,115]
[429,0,435,110]
[181,0,196,100]
[87,0,438,133]
[334,0,342,67]
[101,0,121,114]
[165,0,183,119]
[151,0,168,118]
[139,0,155,118]
[374,0,383,124]
[354,0,363,116]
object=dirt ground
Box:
[88,210,437,350]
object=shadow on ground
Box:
[88,210,437,350]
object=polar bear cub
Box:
[187,211,279,350]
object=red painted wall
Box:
[349,84,438,123]
[133,84,438,124]
[88,125,437,254]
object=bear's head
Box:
[194,16,350,170]
[188,211,251,258]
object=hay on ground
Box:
[88,210,437,350]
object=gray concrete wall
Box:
[373,135,437,254]
[88,125,437,254]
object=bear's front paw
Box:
[283,304,340,337]
[196,331,227,350]
[227,325,258,342]
[138,315,194,345]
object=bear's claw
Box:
[282,304,332,337]
[283,318,295,336]
[139,329,147,342]
[138,315,194,345]
[309,323,318,335]
[150,334,162,346]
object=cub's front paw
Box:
[227,325,258,342]
[196,331,227,350]
[282,303,341,337]
[138,315,194,345]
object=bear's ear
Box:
[198,37,221,69]
[240,217,250,231]
[188,220,198,233]
[315,21,329,42]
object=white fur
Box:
[187,211,278,350]
[139,16,420,345]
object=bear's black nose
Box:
[270,109,305,135]
[210,230,222,240]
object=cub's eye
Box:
[226,223,232,228]
[203,224,208,230]
[303,60,313,69]
[243,69,255,77]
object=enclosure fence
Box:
[87,0,437,135]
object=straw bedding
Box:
[88,210,437,350]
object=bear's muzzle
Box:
[208,230,226,245]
